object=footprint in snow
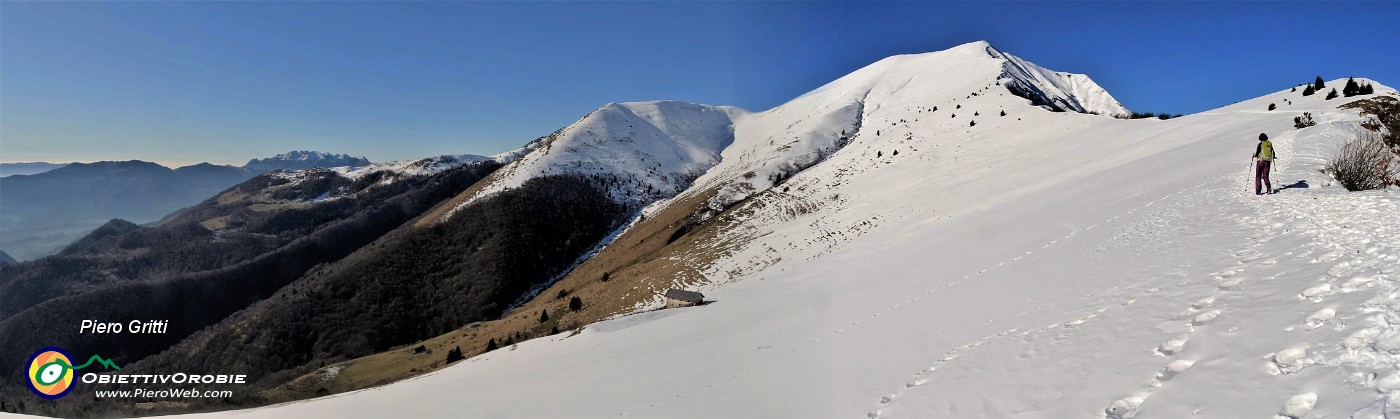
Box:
[1373,372,1400,393]
[1266,345,1313,376]
[1104,396,1145,419]
[1191,309,1222,326]
[1277,393,1317,419]
[1156,359,1194,381]
[1217,278,1244,290]
[1299,283,1334,301]
[1302,308,1335,330]
[1212,269,1241,279]
[1156,338,1187,356]
[1341,275,1379,292]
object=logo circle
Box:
[28,346,75,400]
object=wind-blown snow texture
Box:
[197,42,1398,418]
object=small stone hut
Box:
[664,289,705,308]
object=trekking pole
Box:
[1248,158,1255,194]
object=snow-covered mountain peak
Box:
[671,41,1132,214]
[438,100,752,221]
[332,154,491,180]
[998,52,1130,116]
[244,151,372,172]
[449,42,1131,222]
[948,39,1001,56]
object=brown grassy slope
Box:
[261,180,830,404]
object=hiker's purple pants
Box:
[1256,160,1272,193]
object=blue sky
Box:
[2,1,1397,167]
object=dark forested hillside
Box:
[0,163,497,321]
[123,174,628,408]
[0,161,500,414]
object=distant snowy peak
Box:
[993,46,1131,116]
[258,154,489,205]
[442,100,750,220]
[333,154,490,181]
[244,151,371,172]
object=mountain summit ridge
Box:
[441,41,1128,220]
[244,150,371,172]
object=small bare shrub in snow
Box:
[1326,131,1397,191]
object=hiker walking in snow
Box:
[1252,133,1276,195]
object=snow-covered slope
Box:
[438,101,749,219]
[446,41,1127,220]
[998,46,1131,116]
[193,42,1398,418]
[678,40,1131,214]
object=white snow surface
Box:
[192,44,1400,419]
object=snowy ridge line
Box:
[331,154,489,181]
[439,101,746,224]
[990,43,1129,116]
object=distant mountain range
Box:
[0,155,502,412]
[0,151,373,261]
[1,151,371,179]
[0,162,70,177]
[244,151,371,172]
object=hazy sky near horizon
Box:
[2,1,1397,167]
